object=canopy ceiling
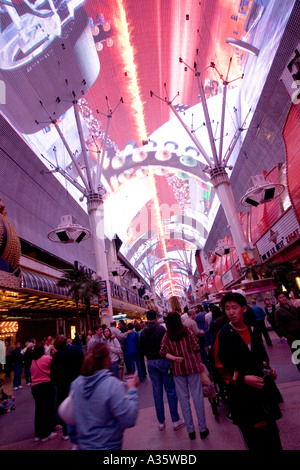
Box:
[0,0,295,300]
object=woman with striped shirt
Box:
[160,312,209,440]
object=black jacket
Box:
[139,322,166,360]
[50,345,84,401]
[217,323,281,427]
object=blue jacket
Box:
[251,305,266,322]
[124,331,140,355]
[195,311,208,332]
[70,369,138,450]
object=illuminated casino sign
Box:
[256,207,300,262]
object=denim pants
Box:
[127,354,144,382]
[13,363,22,388]
[110,360,119,378]
[174,374,207,433]
[147,359,180,424]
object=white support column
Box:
[87,192,113,324]
[150,277,158,310]
[210,167,255,268]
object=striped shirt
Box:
[160,328,202,376]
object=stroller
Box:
[207,347,229,418]
[0,378,16,415]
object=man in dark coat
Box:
[50,335,84,439]
[275,291,300,372]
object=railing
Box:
[109,280,147,308]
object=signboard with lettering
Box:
[98,280,109,312]
[256,207,300,262]
[222,260,240,287]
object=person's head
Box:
[183,306,189,313]
[165,312,188,341]
[110,321,117,327]
[276,291,289,306]
[146,310,157,322]
[32,341,45,360]
[54,334,67,350]
[221,292,247,326]
[289,291,297,300]
[103,327,112,340]
[251,298,256,305]
[119,320,126,328]
[264,298,271,306]
[94,325,103,337]
[211,304,222,320]
[187,309,195,319]
[127,322,134,330]
[81,342,111,376]
[195,306,203,313]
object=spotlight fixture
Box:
[130,278,143,289]
[48,215,91,244]
[214,241,233,256]
[240,175,285,208]
[110,260,129,277]
[225,38,260,56]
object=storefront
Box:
[0,320,19,346]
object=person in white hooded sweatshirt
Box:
[70,342,139,450]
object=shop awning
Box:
[21,268,68,296]
[237,278,277,297]
[242,285,277,296]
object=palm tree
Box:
[263,261,298,295]
[57,268,101,331]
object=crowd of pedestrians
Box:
[0,288,300,451]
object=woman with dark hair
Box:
[30,342,57,442]
[69,342,139,450]
[214,291,283,451]
[160,312,209,441]
[102,327,122,378]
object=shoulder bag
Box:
[58,389,76,426]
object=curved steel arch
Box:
[102,150,211,188]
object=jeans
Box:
[127,354,144,382]
[13,363,23,388]
[25,366,31,384]
[198,337,211,374]
[255,320,273,346]
[110,360,119,378]
[147,359,180,424]
[174,374,207,433]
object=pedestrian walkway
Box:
[0,331,299,451]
